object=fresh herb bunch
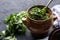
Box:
[4,11,26,35]
[0,11,27,40]
[29,7,49,20]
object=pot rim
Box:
[27,5,53,21]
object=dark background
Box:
[0,0,60,40]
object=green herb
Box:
[0,11,27,40]
[4,11,26,35]
[4,13,17,23]
[29,7,49,20]
[5,36,17,40]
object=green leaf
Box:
[40,7,46,15]
[4,14,17,23]
[17,11,27,19]
[5,36,17,40]
[0,33,4,39]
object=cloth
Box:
[51,5,60,28]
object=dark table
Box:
[0,0,60,40]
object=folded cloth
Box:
[51,5,60,28]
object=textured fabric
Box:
[51,5,60,28]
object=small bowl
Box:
[49,28,60,40]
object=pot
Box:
[22,5,57,38]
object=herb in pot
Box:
[29,7,49,20]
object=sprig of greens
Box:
[4,11,26,35]
[0,11,27,40]
[4,36,17,40]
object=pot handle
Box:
[53,15,57,21]
[22,18,28,26]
